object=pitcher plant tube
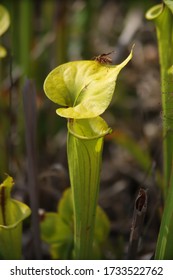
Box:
[43,49,133,259]
[146,0,173,259]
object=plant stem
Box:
[19,0,32,76]
[155,6,173,196]
[146,2,173,259]
[155,161,173,259]
[67,131,104,259]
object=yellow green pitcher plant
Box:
[0,175,31,259]
[43,49,133,259]
[146,0,173,259]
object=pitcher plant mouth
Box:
[67,117,112,140]
[145,4,164,20]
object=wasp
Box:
[93,51,114,64]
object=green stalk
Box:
[67,117,111,259]
[67,127,104,259]
[146,3,173,197]
[19,0,32,76]
[17,0,33,159]
[156,6,173,196]
[146,1,173,259]
[155,164,173,259]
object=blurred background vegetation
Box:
[0,0,164,259]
